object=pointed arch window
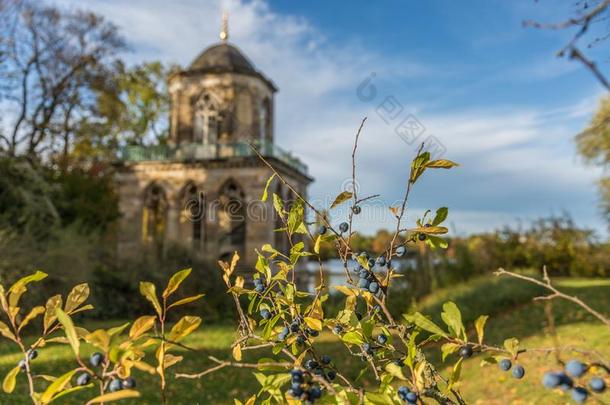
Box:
[142,183,168,249]
[218,179,246,245]
[194,93,222,145]
[183,183,204,243]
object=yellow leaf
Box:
[167,294,205,310]
[132,361,156,375]
[64,284,90,313]
[475,315,489,345]
[333,285,356,297]
[412,226,448,235]
[330,191,353,209]
[232,344,242,361]
[303,317,322,331]
[0,321,17,342]
[163,268,192,298]
[86,390,141,404]
[44,295,62,332]
[18,306,45,332]
[163,354,183,369]
[55,309,79,356]
[108,323,130,337]
[40,369,77,404]
[314,235,322,254]
[2,365,19,393]
[129,316,156,340]
[426,159,459,169]
[261,173,276,202]
[8,271,47,310]
[139,282,162,317]
[385,362,407,380]
[168,316,201,342]
[85,330,110,352]
[0,285,8,313]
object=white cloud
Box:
[49,0,605,236]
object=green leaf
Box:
[474,315,489,345]
[167,294,205,310]
[441,343,460,362]
[432,207,448,226]
[272,193,284,220]
[163,268,191,298]
[409,151,431,183]
[426,235,448,250]
[261,174,276,202]
[441,302,465,339]
[86,390,141,404]
[40,369,78,404]
[139,282,162,317]
[2,365,19,393]
[404,312,448,337]
[447,358,463,392]
[341,331,364,345]
[65,284,90,313]
[330,191,353,209]
[503,338,519,357]
[287,199,305,234]
[55,309,79,357]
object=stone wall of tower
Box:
[168,72,274,146]
[115,160,307,267]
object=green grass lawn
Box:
[0,275,608,404]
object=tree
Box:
[576,94,610,226]
[71,61,172,164]
[526,0,610,90]
[0,0,125,162]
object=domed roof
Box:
[189,43,256,74]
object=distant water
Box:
[303,258,417,293]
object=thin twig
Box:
[495,267,610,330]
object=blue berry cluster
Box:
[397,386,418,404]
[278,317,319,342]
[288,369,323,403]
[496,358,525,379]
[253,276,267,293]
[352,252,388,294]
[84,353,136,391]
[542,359,606,403]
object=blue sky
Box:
[55,0,608,237]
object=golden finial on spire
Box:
[220,11,229,42]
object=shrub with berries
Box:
[0,126,608,404]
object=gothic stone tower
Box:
[115,19,312,266]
